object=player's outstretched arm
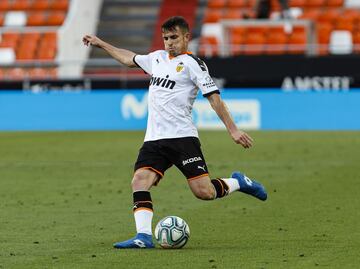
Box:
[82,34,137,67]
[207,93,253,148]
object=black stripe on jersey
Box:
[203,90,220,98]
[187,53,207,72]
[133,55,148,74]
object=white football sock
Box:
[134,209,153,235]
[221,177,240,193]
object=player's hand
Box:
[82,34,103,48]
[231,130,253,148]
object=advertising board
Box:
[0,89,359,130]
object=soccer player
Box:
[83,16,267,249]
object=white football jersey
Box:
[134,50,219,142]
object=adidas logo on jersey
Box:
[182,156,202,166]
[149,75,176,89]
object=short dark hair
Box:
[161,16,189,33]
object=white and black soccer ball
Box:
[154,216,190,249]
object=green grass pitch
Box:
[0,131,359,268]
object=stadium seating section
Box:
[2,0,360,80]
[0,0,69,79]
[199,0,360,56]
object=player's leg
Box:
[230,171,267,201]
[187,175,215,200]
[114,141,171,249]
[113,168,159,249]
[187,173,267,201]
[131,168,159,237]
[168,137,267,201]
[187,174,247,200]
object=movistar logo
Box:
[149,75,176,89]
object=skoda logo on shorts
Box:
[182,156,202,166]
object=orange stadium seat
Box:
[305,0,325,7]
[231,26,248,37]
[300,9,321,20]
[270,26,287,35]
[243,33,266,55]
[270,0,282,11]
[335,17,355,31]
[0,68,5,79]
[199,0,352,55]
[0,0,66,78]
[327,0,344,7]
[39,38,56,50]
[8,67,26,79]
[317,23,332,54]
[37,47,56,60]
[50,0,69,11]
[318,8,341,24]
[317,23,332,42]
[208,0,227,8]
[0,13,4,26]
[227,0,249,8]
[40,32,57,59]
[352,31,360,53]
[47,12,66,25]
[38,33,57,60]
[223,9,242,19]
[230,27,247,55]
[265,32,288,54]
[265,27,287,54]
[0,0,10,11]
[2,67,51,79]
[16,33,40,60]
[289,0,307,7]
[31,0,50,10]
[247,26,268,36]
[292,26,306,36]
[17,47,36,60]
[0,32,20,48]
[42,32,57,44]
[22,32,41,40]
[287,32,307,54]
[198,36,219,56]
[343,8,360,18]
[231,33,245,44]
[247,0,257,6]
[22,32,41,45]
[27,12,47,26]
[203,9,222,23]
[29,67,48,78]
[240,8,255,18]
[46,67,57,78]
[12,0,32,10]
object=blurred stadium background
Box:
[0,0,359,131]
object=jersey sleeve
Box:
[187,55,219,97]
[133,52,156,75]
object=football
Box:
[154,216,190,249]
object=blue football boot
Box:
[231,171,267,201]
[113,233,155,249]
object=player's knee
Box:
[131,172,148,190]
[131,170,157,191]
[193,187,215,200]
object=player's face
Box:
[162,26,190,57]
